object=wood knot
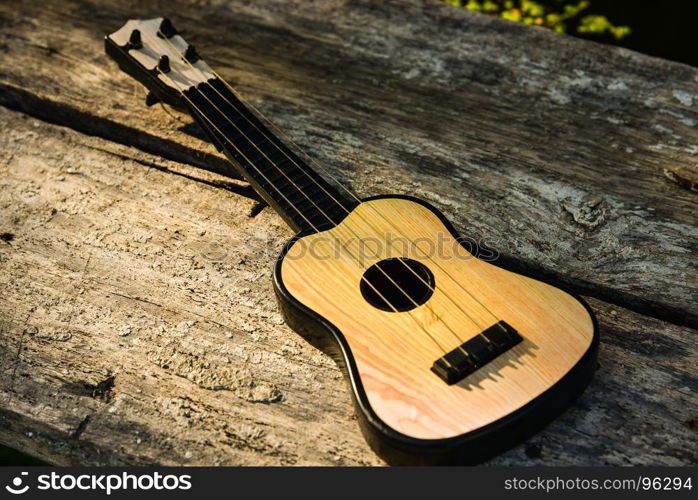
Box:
[561,195,609,232]
[525,443,543,459]
[664,166,698,193]
[87,375,116,402]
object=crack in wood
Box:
[71,415,92,439]
[88,376,116,403]
[87,144,264,203]
[4,312,31,409]
[108,291,231,331]
[0,82,238,181]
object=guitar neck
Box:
[104,17,356,232]
[183,78,357,232]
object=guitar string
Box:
[154,31,504,335]
[147,40,483,360]
[148,33,512,358]
[152,31,501,343]
[141,33,455,356]
[143,33,475,348]
[215,78,509,333]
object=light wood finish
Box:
[108,18,216,93]
[281,198,594,440]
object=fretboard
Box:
[183,78,357,232]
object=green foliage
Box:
[444,0,631,39]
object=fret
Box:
[184,79,356,232]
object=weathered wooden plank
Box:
[494,297,697,466]
[1,107,696,465]
[0,0,696,327]
[0,107,378,465]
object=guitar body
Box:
[275,196,598,464]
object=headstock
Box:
[105,17,214,109]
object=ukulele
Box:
[106,18,598,465]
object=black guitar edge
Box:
[272,194,599,465]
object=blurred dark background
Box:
[582,0,697,67]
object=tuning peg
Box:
[184,45,200,63]
[158,18,178,38]
[145,92,160,107]
[157,55,171,73]
[126,29,142,50]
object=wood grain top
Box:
[281,197,595,439]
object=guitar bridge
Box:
[431,321,523,385]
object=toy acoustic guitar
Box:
[106,18,598,465]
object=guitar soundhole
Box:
[360,258,435,312]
